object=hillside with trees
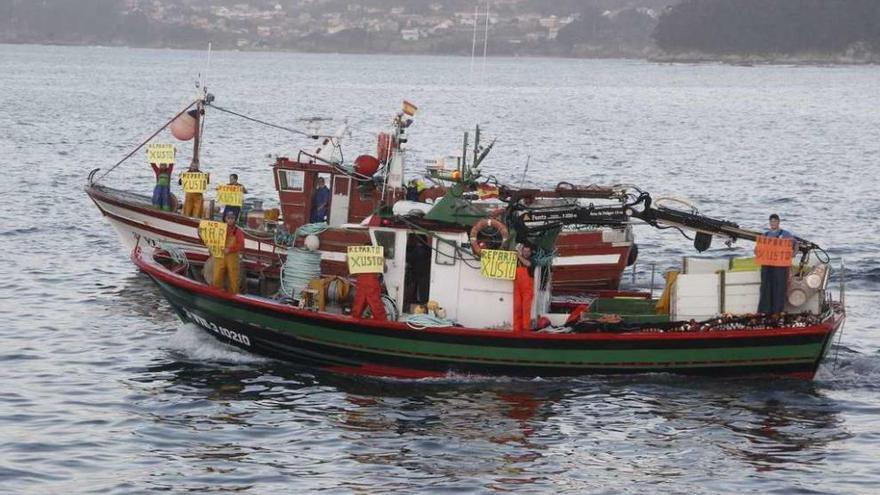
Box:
[0,0,670,56]
[1,0,879,63]
[653,0,880,62]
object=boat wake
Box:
[815,347,880,391]
[166,323,269,365]
[844,265,880,288]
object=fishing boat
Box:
[133,181,845,380]
[85,94,636,294]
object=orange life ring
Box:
[469,218,509,256]
[377,132,392,163]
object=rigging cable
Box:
[92,99,199,184]
[395,215,482,269]
[207,102,385,183]
[206,102,332,138]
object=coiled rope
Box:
[274,226,295,247]
[275,222,329,247]
[280,247,322,298]
[278,222,330,298]
[159,242,189,269]
[405,314,456,330]
[532,248,557,267]
[295,222,330,237]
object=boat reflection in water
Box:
[125,353,847,491]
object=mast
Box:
[481,2,490,83]
[461,131,469,178]
[190,101,202,168]
[191,43,212,169]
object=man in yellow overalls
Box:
[180,164,209,218]
[212,211,245,295]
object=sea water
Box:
[1,44,879,493]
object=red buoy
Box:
[354,154,381,176]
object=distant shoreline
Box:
[649,51,880,66]
[3,41,878,67]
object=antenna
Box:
[191,42,213,167]
[201,41,213,93]
[469,4,479,82]
[481,2,490,85]
[519,155,531,187]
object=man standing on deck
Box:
[351,272,387,321]
[513,243,535,333]
[757,213,795,314]
[212,211,246,295]
[310,177,331,223]
[221,173,248,221]
[179,164,209,218]
[151,162,173,211]
[350,247,388,321]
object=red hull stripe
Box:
[135,249,841,344]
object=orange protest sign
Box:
[755,236,794,267]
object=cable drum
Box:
[327,278,340,305]
[359,294,398,321]
[325,277,351,305]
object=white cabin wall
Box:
[457,267,513,329]
[533,266,551,321]
[369,228,408,314]
[428,233,463,320]
[328,176,350,227]
[429,233,514,329]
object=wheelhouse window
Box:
[435,239,457,266]
[277,170,305,191]
[373,231,396,259]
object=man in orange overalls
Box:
[351,248,388,322]
[352,272,387,320]
[212,211,245,294]
[513,243,535,334]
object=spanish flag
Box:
[402,100,418,116]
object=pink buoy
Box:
[170,112,197,141]
[353,155,380,176]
